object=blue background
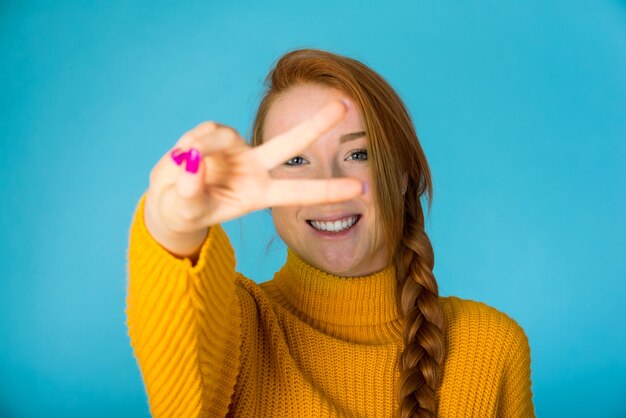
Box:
[1,1,624,417]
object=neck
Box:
[269,248,403,343]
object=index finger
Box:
[250,99,349,170]
[265,177,365,207]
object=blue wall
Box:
[1,1,624,416]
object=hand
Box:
[144,100,364,256]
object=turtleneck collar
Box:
[273,248,401,328]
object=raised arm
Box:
[125,99,364,417]
[126,194,241,417]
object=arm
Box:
[125,102,361,416]
[498,323,536,418]
[125,193,241,417]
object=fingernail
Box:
[185,148,200,174]
[362,181,368,194]
[170,148,188,166]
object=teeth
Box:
[310,216,358,232]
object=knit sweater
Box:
[126,194,535,417]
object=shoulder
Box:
[233,273,278,315]
[233,273,266,304]
[440,296,530,358]
[440,295,527,336]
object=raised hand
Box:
[144,100,364,257]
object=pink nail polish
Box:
[185,148,200,174]
[170,148,188,166]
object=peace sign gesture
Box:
[144,100,365,257]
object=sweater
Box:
[126,194,535,417]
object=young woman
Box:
[126,49,535,417]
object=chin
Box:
[309,249,362,276]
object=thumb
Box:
[176,148,205,199]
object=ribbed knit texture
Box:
[126,194,535,417]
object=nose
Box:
[313,159,344,180]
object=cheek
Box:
[362,189,384,236]
[271,207,299,240]
[363,191,377,216]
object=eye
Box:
[347,149,368,161]
[284,156,308,166]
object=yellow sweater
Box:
[126,194,535,417]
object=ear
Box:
[401,172,408,194]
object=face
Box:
[263,83,389,277]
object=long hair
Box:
[250,48,445,418]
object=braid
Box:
[396,205,446,418]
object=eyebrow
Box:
[339,131,366,144]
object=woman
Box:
[126,49,535,417]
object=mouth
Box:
[306,215,361,234]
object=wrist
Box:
[143,196,209,259]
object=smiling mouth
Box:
[306,215,361,233]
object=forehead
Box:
[263,83,365,140]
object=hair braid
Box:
[395,204,446,418]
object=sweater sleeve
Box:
[125,193,242,417]
[498,322,536,418]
